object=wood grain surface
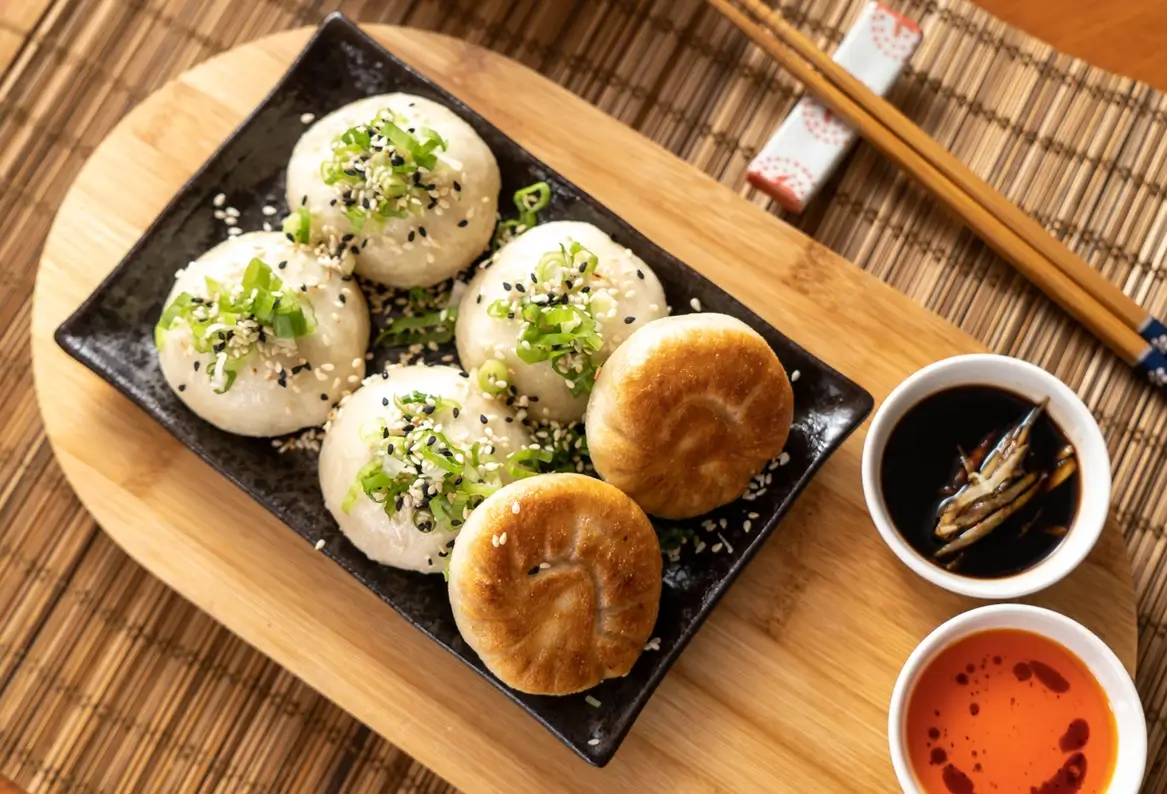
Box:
[975,0,1167,91]
[30,25,1139,794]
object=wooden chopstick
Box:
[707,0,1156,368]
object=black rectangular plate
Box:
[55,13,874,767]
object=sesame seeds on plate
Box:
[300,112,316,124]
[689,297,702,312]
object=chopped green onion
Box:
[492,181,552,250]
[506,448,553,479]
[373,308,456,348]
[343,390,503,535]
[282,206,312,244]
[321,108,449,229]
[477,360,510,395]
[154,258,315,393]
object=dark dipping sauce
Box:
[880,385,1079,578]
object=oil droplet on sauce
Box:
[906,629,1116,793]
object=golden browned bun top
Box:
[585,313,793,519]
[447,473,662,696]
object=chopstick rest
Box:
[746,1,922,212]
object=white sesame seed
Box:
[225,206,240,217]
[711,543,722,553]
[262,222,273,232]
[790,369,801,382]
[213,193,226,207]
[689,297,702,312]
[587,738,600,747]
[511,502,521,514]
[262,205,278,216]
[539,562,551,569]
[300,112,316,124]
[227,227,242,236]
[491,534,499,547]
[499,532,508,545]
[778,452,790,466]
[585,696,602,708]
[748,512,759,519]
[743,520,752,532]
[314,539,325,550]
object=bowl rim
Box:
[888,604,1147,793]
[861,353,1111,599]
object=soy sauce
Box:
[880,385,1078,578]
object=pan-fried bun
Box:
[447,473,661,695]
[586,313,793,519]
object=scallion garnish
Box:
[373,284,458,348]
[343,390,502,534]
[477,359,510,395]
[283,206,312,244]
[488,241,604,397]
[492,181,551,250]
[321,108,448,230]
[505,421,590,478]
[154,258,315,393]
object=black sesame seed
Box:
[408,231,415,242]
[506,312,514,319]
[178,384,186,392]
[395,497,405,511]
[278,260,287,269]
[453,180,462,191]
[502,282,512,291]
[505,417,514,423]
[422,404,435,415]
[350,245,360,255]
[286,233,295,242]
[329,199,337,206]
[475,295,482,304]
[637,269,645,279]
[578,263,587,273]
[624,316,635,324]
[419,227,427,238]
[581,285,591,293]
[320,393,329,401]
[458,371,469,378]
[529,395,540,402]
[300,195,307,206]
[426,435,437,446]
[453,407,460,418]
[382,397,389,406]
[381,371,389,379]
[479,414,488,424]
[193,361,201,372]
[446,539,456,548]
[515,283,526,293]
[457,219,468,228]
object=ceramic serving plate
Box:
[55,13,873,765]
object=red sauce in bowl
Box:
[905,628,1116,793]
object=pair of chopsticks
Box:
[708,0,1167,387]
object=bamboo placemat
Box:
[4,0,1167,791]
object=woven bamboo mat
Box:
[4,0,1167,790]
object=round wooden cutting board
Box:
[31,25,1138,793]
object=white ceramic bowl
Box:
[889,604,1146,793]
[862,354,1110,599]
